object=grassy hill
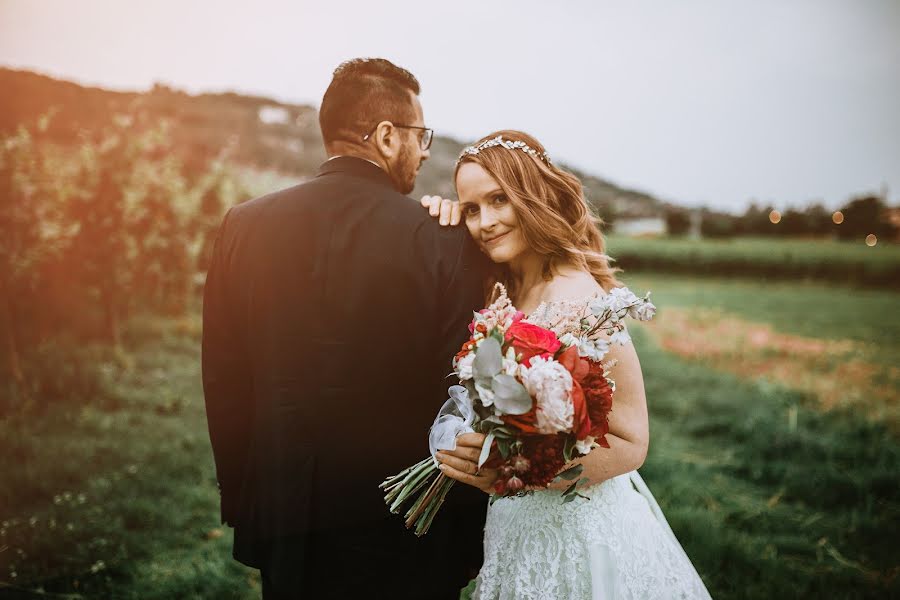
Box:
[0,67,664,219]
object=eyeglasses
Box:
[362,123,433,150]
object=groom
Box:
[202,58,488,598]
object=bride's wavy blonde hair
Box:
[454,130,620,300]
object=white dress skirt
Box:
[472,470,713,600]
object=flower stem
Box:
[414,476,456,536]
[389,462,438,513]
[404,472,446,529]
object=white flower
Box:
[574,436,596,455]
[579,337,611,362]
[610,328,631,346]
[608,287,639,311]
[560,333,610,362]
[521,356,574,434]
[559,332,579,348]
[475,285,523,335]
[456,353,475,380]
[502,357,520,377]
[628,296,656,321]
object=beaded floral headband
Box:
[457,136,552,166]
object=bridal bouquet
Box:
[380,283,655,536]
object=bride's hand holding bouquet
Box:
[379,282,655,536]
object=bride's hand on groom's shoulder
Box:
[436,432,499,494]
[420,195,461,227]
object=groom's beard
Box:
[390,144,419,194]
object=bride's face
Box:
[456,162,529,264]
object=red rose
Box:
[557,345,590,382]
[501,404,540,435]
[582,360,613,446]
[505,322,562,366]
[570,380,592,440]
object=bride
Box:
[422,131,712,600]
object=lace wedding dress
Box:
[472,298,713,600]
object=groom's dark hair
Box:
[319,58,421,149]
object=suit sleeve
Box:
[429,226,491,536]
[434,228,490,389]
[201,208,253,526]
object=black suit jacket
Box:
[201,157,488,580]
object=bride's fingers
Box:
[450,201,462,226]
[420,195,441,216]
[435,453,477,475]
[455,433,485,447]
[439,198,456,226]
[420,196,461,225]
[438,446,480,462]
[438,463,492,492]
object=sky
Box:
[2,0,899,212]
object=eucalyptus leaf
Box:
[478,430,496,469]
[497,438,511,459]
[491,426,515,439]
[555,463,584,481]
[473,337,502,379]
[492,374,532,415]
[482,414,504,425]
[474,379,495,406]
[563,436,576,463]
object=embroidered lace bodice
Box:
[473,297,713,600]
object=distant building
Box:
[258,105,290,125]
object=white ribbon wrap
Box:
[428,385,476,467]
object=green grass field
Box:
[621,272,900,345]
[607,235,900,287]
[2,275,898,599]
[0,323,259,599]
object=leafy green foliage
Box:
[1,115,244,410]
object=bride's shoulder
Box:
[542,269,605,304]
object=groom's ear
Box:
[372,121,399,159]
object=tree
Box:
[836,195,896,240]
[665,207,691,236]
[0,118,75,401]
[735,203,776,236]
[700,209,738,238]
